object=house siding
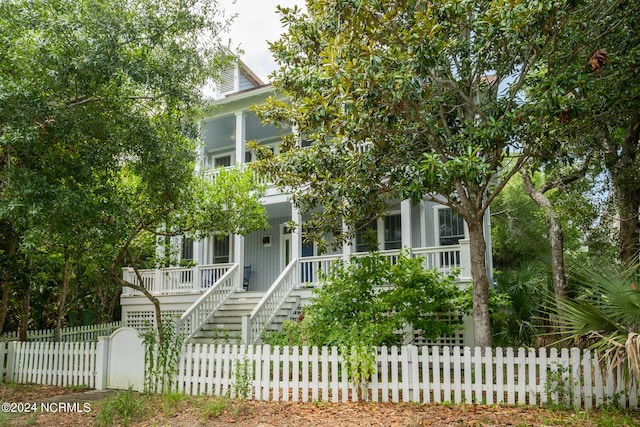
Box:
[238,73,256,92]
[244,216,290,291]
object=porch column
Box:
[234,234,245,291]
[458,238,472,281]
[201,236,209,264]
[291,204,302,259]
[235,111,246,165]
[419,200,427,248]
[401,199,412,250]
[195,135,205,172]
[342,220,351,261]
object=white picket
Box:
[330,346,339,403]
[380,345,389,402]
[282,346,290,401]
[432,346,441,403]
[463,346,472,404]
[402,346,411,402]
[390,346,399,403]
[409,345,420,403]
[441,346,450,402]
[311,346,319,401]
[474,347,483,403]
[4,342,638,409]
[528,347,537,405]
[0,321,122,343]
[321,346,329,402]
[273,345,281,401]
[421,346,430,403]
[291,345,300,402]
[340,351,349,402]
[484,347,494,404]
[300,346,309,402]
[0,342,6,381]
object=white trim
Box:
[280,223,292,270]
[208,234,232,265]
[432,205,468,246]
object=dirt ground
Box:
[1,384,639,427]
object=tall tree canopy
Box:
[525,0,640,266]
[0,0,260,337]
[255,0,574,347]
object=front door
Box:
[281,225,292,270]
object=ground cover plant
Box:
[1,384,639,427]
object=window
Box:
[181,237,193,261]
[384,214,402,250]
[245,150,253,163]
[212,235,230,264]
[356,220,378,253]
[213,155,231,168]
[438,208,464,267]
[438,208,465,245]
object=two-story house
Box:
[120,61,491,346]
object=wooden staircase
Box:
[188,290,308,344]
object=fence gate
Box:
[107,327,145,391]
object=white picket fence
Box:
[176,344,638,408]
[0,339,637,409]
[0,321,122,342]
[0,341,97,388]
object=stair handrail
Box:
[245,258,298,344]
[178,263,239,340]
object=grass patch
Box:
[199,395,232,421]
[158,391,189,417]
[95,388,148,427]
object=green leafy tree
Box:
[0,0,244,338]
[525,0,640,266]
[255,0,575,347]
[108,167,268,342]
[267,252,463,348]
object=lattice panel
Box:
[409,314,466,347]
[124,310,185,331]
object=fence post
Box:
[458,239,471,281]
[0,342,6,382]
[5,341,17,383]
[241,314,250,345]
[95,336,110,390]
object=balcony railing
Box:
[121,243,470,298]
[296,245,464,287]
[121,264,234,296]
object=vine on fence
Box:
[141,318,184,393]
[232,356,253,399]
[342,345,376,401]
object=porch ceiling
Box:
[265,201,291,219]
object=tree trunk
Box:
[0,228,19,334]
[18,290,30,342]
[0,284,9,335]
[600,115,640,266]
[617,185,640,266]
[110,269,164,344]
[54,255,72,342]
[521,170,567,301]
[467,218,492,349]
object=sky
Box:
[218,0,305,83]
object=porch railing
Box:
[411,245,462,276]
[298,254,343,286]
[122,264,234,296]
[295,245,463,287]
[178,263,240,340]
[244,259,298,344]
